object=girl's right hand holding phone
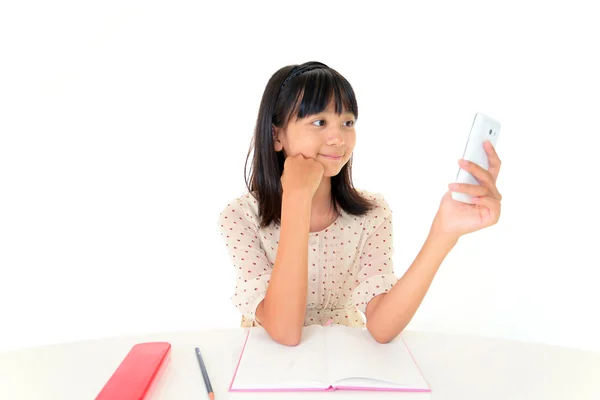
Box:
[281,154,324,198]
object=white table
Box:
[0,328,599,399]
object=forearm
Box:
[256,192,311,345]
[366,230,458,343]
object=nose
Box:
[326,128,345,146]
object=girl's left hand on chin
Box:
[433,141,502,239]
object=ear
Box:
[272,125,283,152]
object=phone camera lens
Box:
[489,129,492,135]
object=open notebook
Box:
[229,324,430,393]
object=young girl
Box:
[218,61,502,346]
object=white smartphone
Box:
[451,112,501,204]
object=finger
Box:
[448,182,489,197]
[453,181,502,201]
[459,159,496,189]
[484,140,502,181]
[471,196,501,219]
[458,160,503,200]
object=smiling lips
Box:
[320,154,343,160]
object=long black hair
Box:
[244,61,375,228]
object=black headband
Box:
[280,61,329,91]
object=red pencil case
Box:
[95,341,171,400]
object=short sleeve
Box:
[350,196,399,314]
[217,198,272,321]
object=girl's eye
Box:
[312,120,355,127]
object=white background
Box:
[1,0,599,353]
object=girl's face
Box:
[273,101,357,177]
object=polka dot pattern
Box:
[217,189,399,327]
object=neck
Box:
[312,177,333,214]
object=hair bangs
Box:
[281,69,358,127]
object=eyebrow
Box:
[314,111,355,118]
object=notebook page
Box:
[230,325,330,390]
[324,325,428,389]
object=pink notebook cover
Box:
[228,330,431,393]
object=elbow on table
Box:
[371,332,394,344]
[366,322,402,344]
[255,303,303,346]
[269,327,302,346]
[276,335,302,347]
